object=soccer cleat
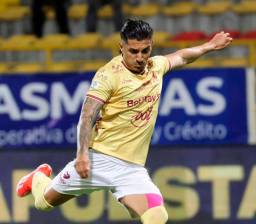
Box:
[16,163,52,197]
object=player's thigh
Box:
[120,194,148,217]
[44,187,75,206]
[120,194,168,223]
[120,193,165,217]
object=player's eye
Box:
[142,47,150,54]
[129,49,139,54]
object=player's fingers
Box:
[74,158,91,178]
[79,171,88,178]
[75,164,86,178]
[79,166,90,178]
[78,170,87,178]
[226,37,233,43]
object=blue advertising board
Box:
[152,68,248,145]
[0,72,94,149]
[0,68,252,148]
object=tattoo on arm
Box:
[77,97,103,156]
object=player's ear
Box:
[119,41,123,55]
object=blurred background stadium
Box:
[0,0,256,223]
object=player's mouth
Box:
[135,63,145,69]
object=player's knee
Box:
[34,195,54,211]
[140,206,168,224]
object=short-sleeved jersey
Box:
[86,55,170,166]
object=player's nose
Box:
[136,52,143,62]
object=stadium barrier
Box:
[0,37,255,72]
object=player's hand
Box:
[208,31,233,50]
[75,153,91,178]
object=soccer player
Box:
[16,19,232,223]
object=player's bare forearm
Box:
[165,31,233,69]
[75,97,103,178]
[77,97,102,155]
[171,43,214,64]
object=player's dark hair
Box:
[120,19,153,42]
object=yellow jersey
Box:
[87,55,170,165]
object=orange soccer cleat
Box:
[16,164,52,197]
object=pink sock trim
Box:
[146,194,163,208]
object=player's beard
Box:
[134,64,145,74]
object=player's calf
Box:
[141,206,168,224]
[32,172,53,211]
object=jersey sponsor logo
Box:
[131,106,153,127]
[127,94,160,107]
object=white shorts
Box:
[50,149,161,200]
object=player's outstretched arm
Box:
[75,97,104,178]
[165,31,233,69]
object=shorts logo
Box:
[131,106,153,127]
[59,176,66,184]
[63,171,70,179]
